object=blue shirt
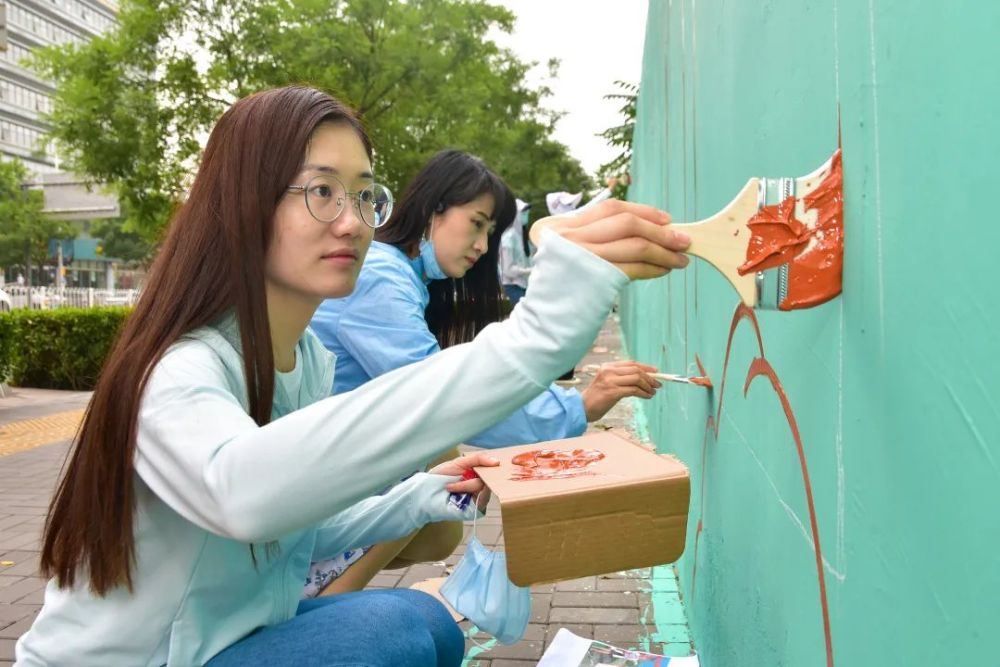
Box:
[310,241,587,448]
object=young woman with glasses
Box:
[16,86,690,666]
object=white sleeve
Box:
[135,230,627,543]
[311,472,475,561]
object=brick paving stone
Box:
[553,576,597,592]
[0,578,23,592]
[0,579,44,605]
[0,638,16,661]
[662,642,697,657]
[0,614,37,640]
[396,563,448,588]
[0,532,39,552]
[475,636,544,661]
[0,517,31,532]
[0,604,37,624]
[593,624,650,643]
[650,592,689,625]
[596,577,648,592]
[654,624,692,643]
[529,593,551,624]
[365,572,401,588]
[552,591,639,608]
[549,607,639,625]
[0,554,40,578]
[602,567,652,579]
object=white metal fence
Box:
[0,285,140,311]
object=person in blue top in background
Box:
[499,198,533,305]
[307,150,663,596]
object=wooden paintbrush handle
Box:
[676,178,761,307]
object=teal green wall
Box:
[623,1,999,664]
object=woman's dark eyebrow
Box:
[302,164,374,180]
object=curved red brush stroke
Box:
[744,358,834,667]
[690,304,763,601]
[686,303,834,667]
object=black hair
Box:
[375,150,517,347]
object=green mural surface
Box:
[622,1,999,664]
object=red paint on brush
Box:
[509,448,605,481]
[738,196,811,274]
[782,150,844,310]
[736,149,845,310]
[687,303,835,667]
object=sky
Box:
[490,1,649,176]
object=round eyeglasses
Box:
[286,174,394,228]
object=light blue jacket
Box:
[311,241,587,448]
[15,231,628,666]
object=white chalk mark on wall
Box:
[833,0,841,102]
[868,0,887,355]
[836,300,847,575]
[725,414,847,583]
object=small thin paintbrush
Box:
[650,372,713,388]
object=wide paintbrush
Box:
[530,150,844,311]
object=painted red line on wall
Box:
[744,357,834,667]
[687,303,835,667]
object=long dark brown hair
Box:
[40,86,372,595]
[374,150,516,347]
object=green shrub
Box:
[3,307,131,390]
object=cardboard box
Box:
[474,431,690,587]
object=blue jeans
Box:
[206,589,465,667]
[502,284,526,305]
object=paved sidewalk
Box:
[0,316,696,665]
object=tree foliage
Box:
[0,159,74,286]
[597,80,637,200]
[31,0,593,240]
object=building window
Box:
[0,80,53,115]
[0,120,44,149]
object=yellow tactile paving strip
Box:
[0,410,85,457]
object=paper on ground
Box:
[538,628,700,667]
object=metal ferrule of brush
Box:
[754,177,792,309]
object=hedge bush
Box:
[0,307,131,390]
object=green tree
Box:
[90,217,153,266]
[31,0,592,239]
[597,80,638,200]
[0,159,75,287]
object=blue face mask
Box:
[440,536,531,645]
[415,238,448,281]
